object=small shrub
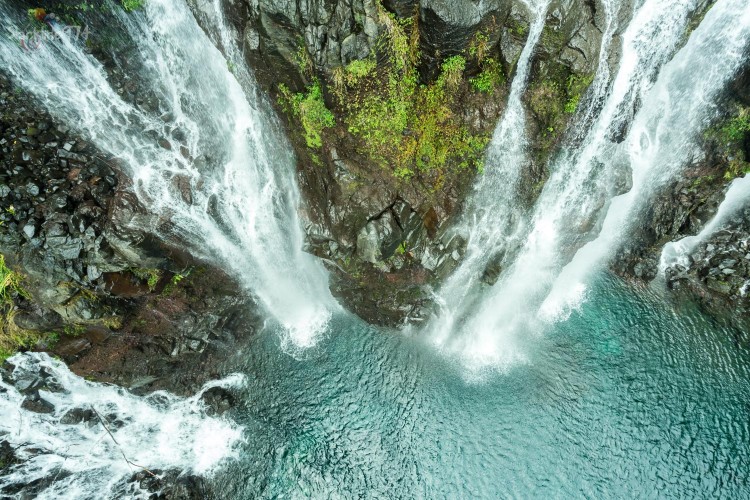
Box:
[468,32,491,63]
[132,268,163,292]
[279,82,335,150]
[564,74,594,114]
[719,108,750,143]
[470,58,504,93]
[344,59,377,86]
[295,42,314,77]
[0,255,37,361]
[121,0,144,12]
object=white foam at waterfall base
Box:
[427,0,551,370]
[659,175,750,272]
[0,0,337,350]
[0,353,245,498]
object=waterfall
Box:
[0,353,244,498]
[430,0,750,373]
[428,0,550,358]
[541,0,750,319]
[0,0,338,350]
[659,175,750,271]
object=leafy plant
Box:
[470,58,504,93]
[344,58,377,86]
[564,74,594,114]
[278,82,336,149]
[121,0,145,12]
[0,254,37,361]
[719,108,750,143]
[336,7,487,181]
[132,268,163,292]
[468,32,491,64]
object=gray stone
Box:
[22,224,35,239]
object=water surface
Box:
[211,273,750,498]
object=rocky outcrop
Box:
[0,74,258,396]
[240,0,381,92]
[236,0,607,326]
[614,65,750,324]
[664,223,750,323]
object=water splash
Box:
[428,0,750,373]
[0,0,338,348]
[0,352,244,498]
[659,175,750,272]
[427,0,551,370]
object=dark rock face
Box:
[664,221,750,325]
[0,75,159,325]
[417,0,507,81]
[128,469,207,500]
[241,0,381,92]
[613,163,728,281]
[0,72,259,396]
[20,392,55,414]
[231,0,612,326]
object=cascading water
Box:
[428,0,550,360]
[0,353,244,498]
[659,175,750,272]
[541,0,750,318]
[0,0,338,350]
[430,0,750,373]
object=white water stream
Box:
[659,175,750,271]
[431,0,750,373]
[428,0,551,358]
[0,0,338,351]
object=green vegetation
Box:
[468,32,491,64]
[0,254,36,362]
[508,20,528,37]
[344,58,377,86]
[329,8,488,181]
[707,106,750,180]
[279,81,336,149]
[718,107,750,143]
[161,269,192,296]
[470,58,504,93]
[132,268,163,292]
[564,74,595,114]
[121,0,145,12]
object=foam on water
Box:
[0,353,244,498]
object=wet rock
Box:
[59,407,97,425]
[21,393,55,414]
[200,386,235,416]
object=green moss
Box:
[279,81,336,150]
[564,74,595,114]
[508,19,528,37]
[120,0,144,12]
[132,268,163,292]
[705,106,750,180]
[719,108,750,143]
[688,174,716,192]
[344,58,377,86]
[0,254,38,362]
[470,58,505,93]
[63,323,86,336]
